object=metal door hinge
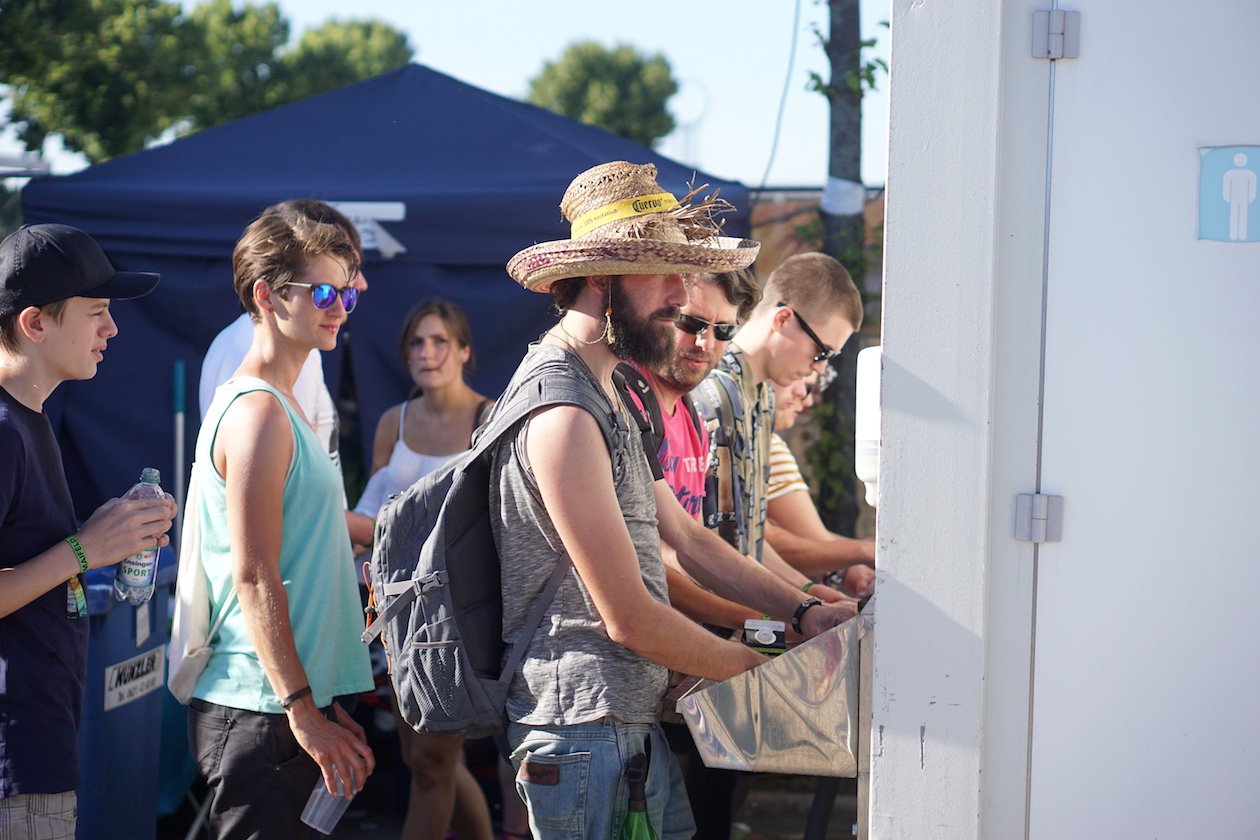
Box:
[1015,494,1064,543]
[1032,10,1081,59]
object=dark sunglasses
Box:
[675,313,739,342]
[777,302,840,364]
[282,281,359,313]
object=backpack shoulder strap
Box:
[697,370,747,537]
[470,371,619,462]
[611,364,665,482]
[614,363,664,452]
[679,392,703,440]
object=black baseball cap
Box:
[0,223,160,318]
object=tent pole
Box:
[173,360,186,545]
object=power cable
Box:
[757,0,805,191]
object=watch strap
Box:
[791,596,823,635]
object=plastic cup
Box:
[301,768,353,835]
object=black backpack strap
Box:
[612,364,665,482]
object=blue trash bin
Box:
[76,547,177,840]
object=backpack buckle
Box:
[413,570,448,594]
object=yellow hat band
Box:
[570,192,679,239]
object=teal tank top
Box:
[192,377,372,712]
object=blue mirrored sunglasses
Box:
[281,281,359,313]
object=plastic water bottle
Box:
[113,467,164,605]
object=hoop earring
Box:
[558,310,612,346]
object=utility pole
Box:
[815,0,865,536]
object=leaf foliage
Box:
[528,41,677,148]
[0,0,414,162]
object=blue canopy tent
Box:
[21,63,750,518]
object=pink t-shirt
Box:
[629,364,710,520]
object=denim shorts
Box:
[508,718,696,840]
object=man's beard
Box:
[606,277,678,369]
[654,346,718,394]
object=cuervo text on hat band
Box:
[570,192,679,239]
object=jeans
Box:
[508,718,696,840]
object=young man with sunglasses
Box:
[0,224,176,837]
[622,269,787,840]
[694,252,864,600]
[180,211,374,838]
[198,199,375,547]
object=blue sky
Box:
[4,0,891,187]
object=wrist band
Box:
[802,581,816,593]
[279,685,312,709]
[64,536,89,574]
[791,597,824,635]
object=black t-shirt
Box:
[0,384,86,797]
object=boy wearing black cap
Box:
[0,224,177,837]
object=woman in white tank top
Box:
[356,299,497,840]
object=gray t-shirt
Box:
[490,344,669,726]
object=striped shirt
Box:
[768,433,810,501]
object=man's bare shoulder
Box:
[526,401,606,447]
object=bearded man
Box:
[494,162,858,839]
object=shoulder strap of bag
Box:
[680,392,703,440]
[611,364,665,481]
[170,466,235,670]
[698,370,746,533]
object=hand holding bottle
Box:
[73,475,177,573]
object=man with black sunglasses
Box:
[622,271,765,631]
[694,252,864,595]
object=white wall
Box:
[871,0,1012,836]
[875,0,1260,837]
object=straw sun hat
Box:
[507,161,760,292]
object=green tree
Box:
[528,41,677,147]
[0,0,189,162]
[280,19,413,102]
[181,0,292,131]
[0,0,414,163]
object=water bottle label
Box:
[117,548,158,587]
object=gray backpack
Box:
[361,371,618,738]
